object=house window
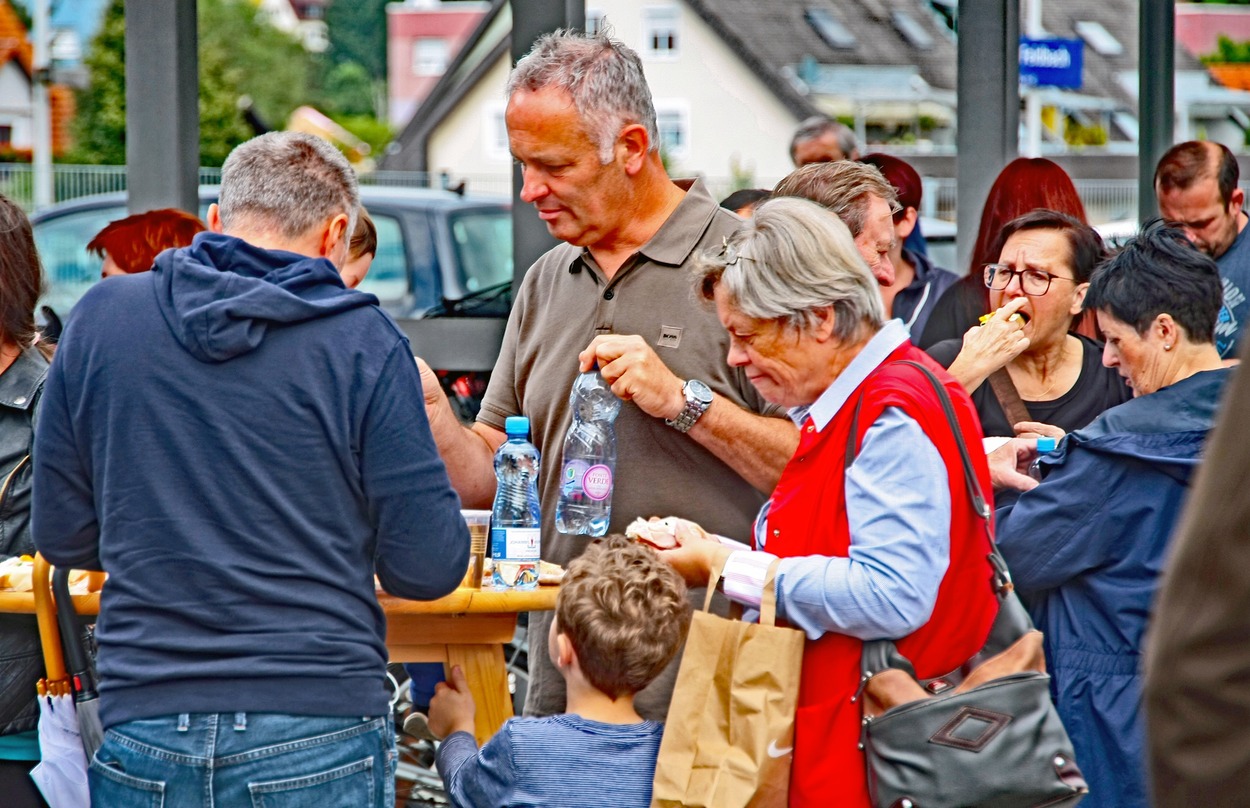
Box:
[412,38,450,77]
[1074,21,1123,56]
[586,9,605,36]
[484,103,510,160]
[0,126,12,147]
[654,103,689,161]
[643,6,680,59]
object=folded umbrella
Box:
[30,683,90,808]
[53,568,104,760]
[31,555,91,808]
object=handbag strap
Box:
[988,367,1032,429]
[849,360,1028,680]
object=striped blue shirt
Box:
[436,714,665,807]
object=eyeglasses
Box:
[983,264,1078,296]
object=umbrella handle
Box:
[51,566,95,696]
[33,553,67,683]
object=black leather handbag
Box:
[854,361,1088,808]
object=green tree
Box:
[323,0,390,80]
[72,0,316,166]
[322,60,376,117]
[70,0,127,164]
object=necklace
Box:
[1015,338,1071,401]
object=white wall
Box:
[0,62,33,149]
[426,1,804,193]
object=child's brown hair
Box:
[555,535,691,698]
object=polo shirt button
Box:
[773,529,780,537]
[603,289,615,300]
[805,425,814,433]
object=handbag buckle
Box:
[925,679,952,694]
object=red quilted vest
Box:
[764,344,999,806]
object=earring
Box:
[1164,344,1172,351]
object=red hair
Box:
[971,158,1087,275]
[87,208,207,273]
[970,158,1092,334]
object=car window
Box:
[33,205,127,315]
[356,213,407,304]
[449,209,512,293]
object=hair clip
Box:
[719,236,752,266]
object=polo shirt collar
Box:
[0,346,46,411]
[636,178,723,267]
[788,319,910,431]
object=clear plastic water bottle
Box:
[490,416,541,590]
[1028,436,1058,482]
[556,367,621,536]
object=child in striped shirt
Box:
[428,535,692,808]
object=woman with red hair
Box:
[88,208,206,278]
[918,158,1088,348]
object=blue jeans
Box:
[89,713,395,808]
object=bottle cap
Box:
[504,416,530,437]
[1036,436,1057,453]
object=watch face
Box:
[687,379,714,404]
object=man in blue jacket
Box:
[31,131,468,808]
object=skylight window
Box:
[806,7,857,50]
[892,11,933,50]
[1075,21,1123,56]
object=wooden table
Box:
[0,580,558,746]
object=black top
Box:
[926,333,1133,438]
[916,274,987,349]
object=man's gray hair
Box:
[507,29,658,164]
[789,116,858,163]
[218,132,359,240]
[696,197,885,340]
[774,161,899,238]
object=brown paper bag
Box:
[651,560,804,808]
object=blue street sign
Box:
[1019,37,1084,89]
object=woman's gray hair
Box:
[507,28,659,164]
[697,197,885,340]
[218,132,358,241]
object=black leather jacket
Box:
[0,346,49,736]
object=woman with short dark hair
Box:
[993,220,1229,808]
[926,209,1131,440]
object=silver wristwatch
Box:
[666,379,714,433]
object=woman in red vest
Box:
[660,197,999,806]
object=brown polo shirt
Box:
[478,179,785,719]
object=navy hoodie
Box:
[32,232,469,729]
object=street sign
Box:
[1019,37,1084,89]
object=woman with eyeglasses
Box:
[925,210,1130,442]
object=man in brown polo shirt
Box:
[416,30,798,721]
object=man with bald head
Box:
[1156,141,1250,358]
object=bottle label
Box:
[582,464,613,501]
[491,526,540,560]
[561,460,590,496]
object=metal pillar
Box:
[956,0,1019,272]
[508,0,584,292]
[125,0,198,215]
[1139,0,1175,223]
[31,0,51,210]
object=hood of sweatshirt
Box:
[152,232,379,363]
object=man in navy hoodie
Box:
[31,131,468,807]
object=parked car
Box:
[31,186,513,420]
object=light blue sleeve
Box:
[436,728,515,808]
[775,407,951,641]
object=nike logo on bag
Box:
[767,740,793,758]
